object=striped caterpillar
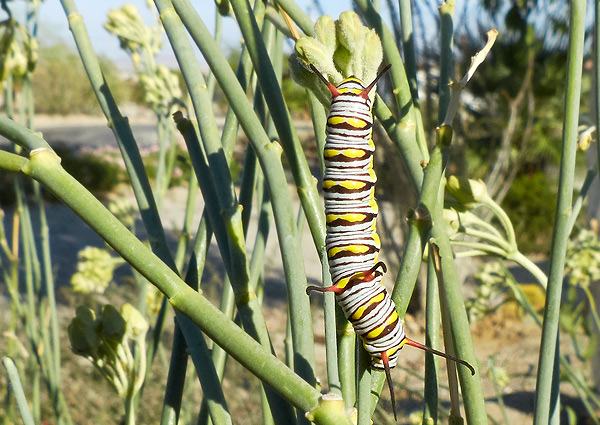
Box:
[306,64,475,420]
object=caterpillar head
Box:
[309,63,391,102]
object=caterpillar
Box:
[306,64,475,420]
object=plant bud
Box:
[446,175,488,208]
[101,305,127,343]
[121,303,149,338]
[68,308,101,356]
[443,208,461,237]
[292,12,383,105]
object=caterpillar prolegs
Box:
[306,64,475,420]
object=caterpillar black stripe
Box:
[306,64,475,421]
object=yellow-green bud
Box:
[68,307,101,356]
[101,304,126,343]
[443,208,461,237]
[291,11,384,107]
[445,176,488,208]
[313,15,337,55]
[121,303,149,338]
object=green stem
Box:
[2,357,35,425]
[175,116,296,423]
[433,244,464,423]
[229,0,327,256]
[160,325,188,425]
[430,214,487,424]
[566,169,596,234]
[488,357,510,425]
[459,226,513,254]
[423,252,440,425]
[483,196,517,249]
[125,393,136,425]
[398,0,428,158]
[356,345,372,424]
[337,319,356,408]
[170,0,317,388]
[353,0,428,161]
[533,1,586,423]
[59,3,181,388]
[506,251,547,289]
[0,146,348,423]
[437,1,455,124]
[34,184,62,384]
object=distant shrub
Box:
[55,146,126,193]
[140,142,193,187]
[32,44,134,115]
[501,171,557,254]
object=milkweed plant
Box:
[0,0,597,424]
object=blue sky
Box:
[16,1,358,71]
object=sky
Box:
[9,1,358,72]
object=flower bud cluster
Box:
[445,175,489,210]
[70,246,125,294]
[0,19,38,88]
[565,228,600,288]
[139,64,183,116]
[68,304,148,398]
[105,5,162,69]
[290,11,383,106]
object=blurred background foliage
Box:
[31,43,135,114]
[0,0,590,253]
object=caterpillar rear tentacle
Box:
[307,63,475,421]
[403,337,476,376]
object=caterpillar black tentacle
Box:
[307,64,475,421]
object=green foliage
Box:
[31,44,134,115]
[501,172,557,254]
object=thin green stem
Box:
[353,0,428,160]
[0,146,347,423]
[160,325,188,425]
[488,357,510,425]
[596,0,600,180]
[482,196,517,249]
[506,251,547,289]
[170,0,317,389]
[566,169,596,234]
[398,0,428,157]
[2,357,35,425]
[430,218,487,424]
[423,252,440,425]
[337,319,356,409]
[432,244,464,423]
[437,1,455,124]
[534,2,586,423]
[459,226,513,254]
[356,345,372,424]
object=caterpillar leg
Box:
[380,350,397,421]
[362,261,387,282]
[306,261,388,295]
[305,284,344,295]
